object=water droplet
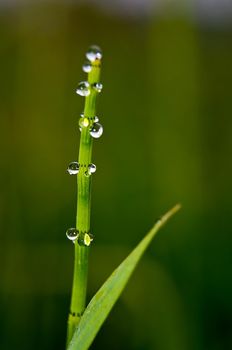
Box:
[93,82,103,93]
[78,233,94,246]
[82,61,92,73]
[67,162,80,175]
[66,228,79,241]
[86,45,102,62]
[80,113,84,118]
[85,163,96,177]
[94,116,99,122]
[88,163,96,174]
[84,233,94,246]
[79,117,89,129]
[76,81,90,97]
[90,122,103,139]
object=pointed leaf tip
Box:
[67,204,181,350]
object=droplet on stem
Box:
[93,82,103,93]
[79,117,90,130]
[86,45,102,62]
[85,163,96,177]
[90,122,103,139]
[78,233,94,246]
[66,228,79,241]
[88,163,96,174]
[67,162,80,175]
[82,61,92,73]
[76,81,90,97]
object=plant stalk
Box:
[66,59,101,346]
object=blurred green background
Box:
[0,1,232,349]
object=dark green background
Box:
[1,2,232,349]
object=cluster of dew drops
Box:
[66,228,94,247]
[66,45,103,246]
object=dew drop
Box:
[90,122,103,139]
[66,228,79,241]
[78,233,94,246]
[82,61,92,73]
[79,117,89,129]
[67,162,80,175]
[86,45,102,62]
[93,82,103,93]
[85,163,96,177]
[80,113,84,118]
[94,116,99,122]
[76,81,90,97]
[84,233,94,246]
[88,163,96,174]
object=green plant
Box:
[66,46,103,345]
[66,46,181,350]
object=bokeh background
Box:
[1,1,232,349]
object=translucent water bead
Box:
[86,45,102,62]
[90,122,103,138]
[66,228,79,241]
[67,162,79,175]
[93,82,103,93]
[82,61,92,73]
[79,117,89,129]
[88,163,96,174]
[76,81,90,97]
[85,163,96,177]
[78,233,94,247]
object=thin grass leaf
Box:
[67,204,181,350]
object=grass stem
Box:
[66,49,102,347]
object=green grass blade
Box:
[67,204,181,350]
